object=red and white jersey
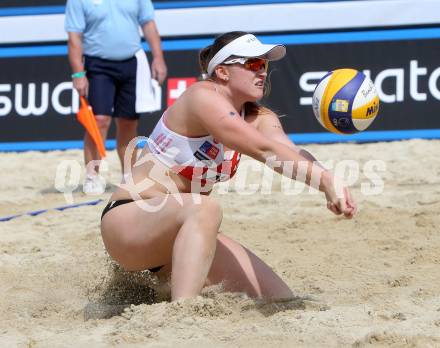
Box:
[148,112,242,191]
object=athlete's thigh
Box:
[101,193,208,270]
[206,233,293,299]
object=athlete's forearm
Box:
[297,148,327,170]
[259,142,330,192]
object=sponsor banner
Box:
[271,39,440,133]
[1,0,439,44]
[1,38,440,144]
[0,50,201,142]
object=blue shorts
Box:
[84,55,140,120]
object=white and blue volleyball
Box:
[312,69,380,134]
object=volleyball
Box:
[312,69,380,134]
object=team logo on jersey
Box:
[193,151,210,161]
[199,141,219,160]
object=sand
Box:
[1,139,440,347]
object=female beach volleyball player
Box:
[100,31,357,301]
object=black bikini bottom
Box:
[101,199,164,273]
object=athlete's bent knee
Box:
[199,197,223,223]
[187,197,223,229]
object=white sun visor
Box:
[207,34,286,76]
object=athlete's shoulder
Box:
[186,81,218,96]
[185,81,230,106]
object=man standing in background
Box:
[65,0,167,194]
